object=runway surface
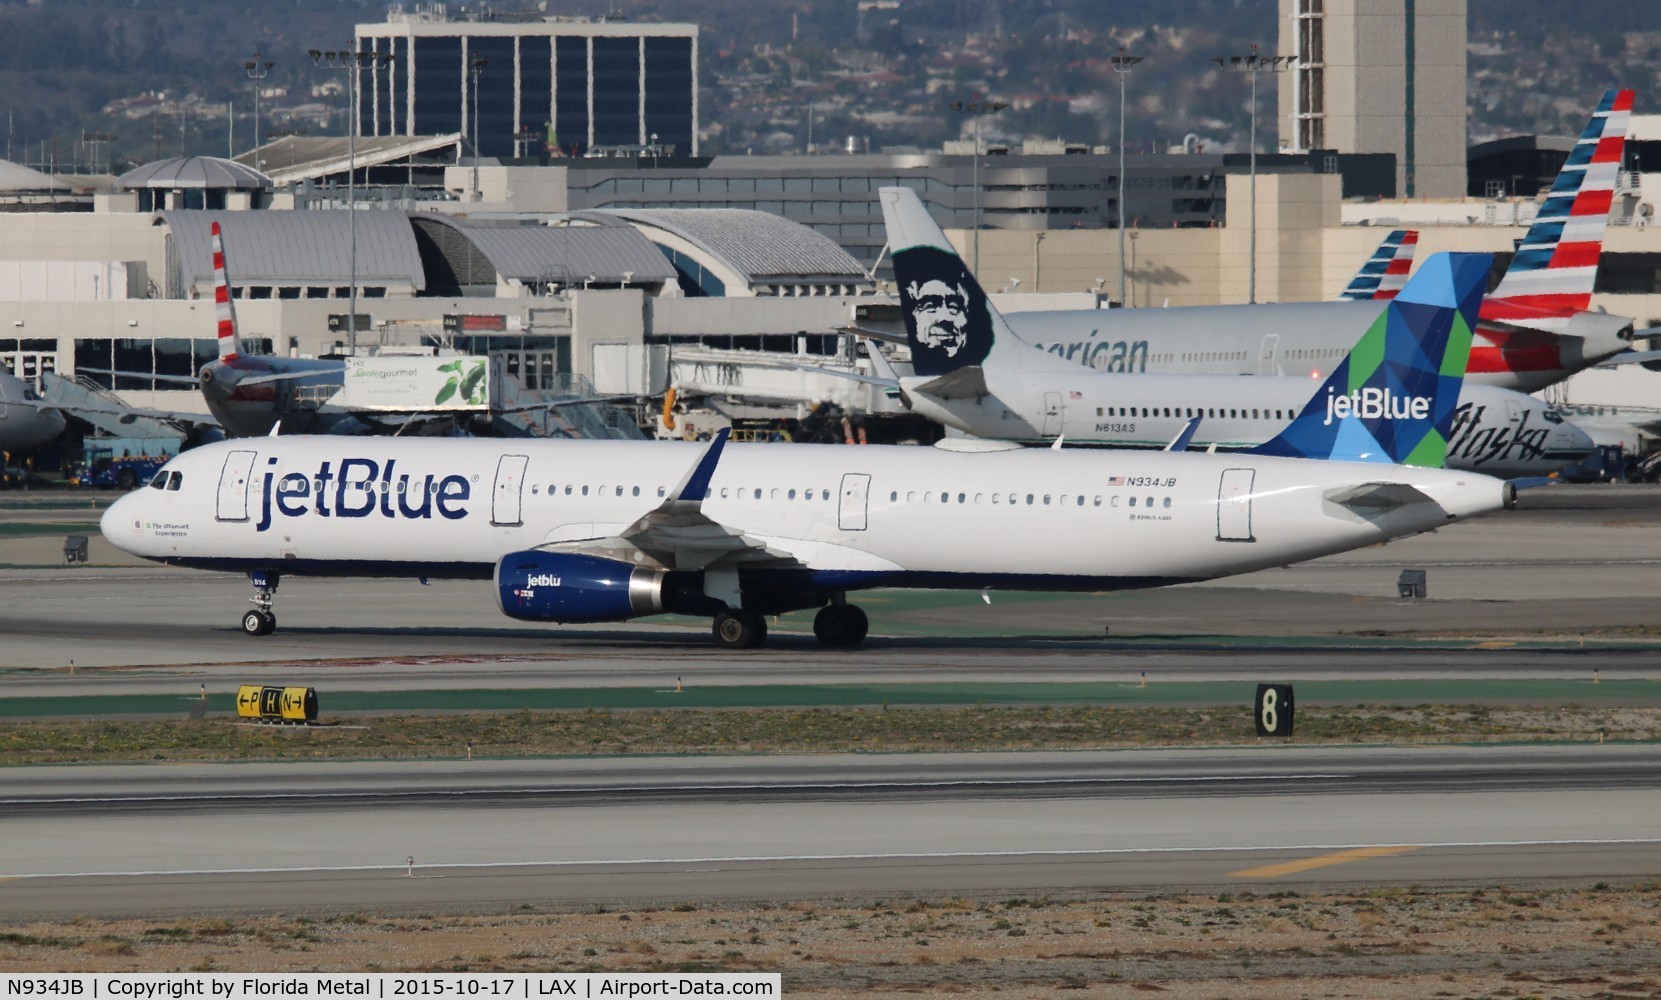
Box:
[2,745,1659,918]
[3,485,1661,918]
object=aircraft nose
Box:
[100,491,139,549]
[100,493,125,538]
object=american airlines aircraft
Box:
[1336,229,1416,302]
[195,222,370,438]
[1006,89,1638,393]
[101,249,1510,649]
[876,187,1592,478]
[0,370,66,454]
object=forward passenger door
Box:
[838,473,870,531]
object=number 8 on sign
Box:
[1254,683,1294,737]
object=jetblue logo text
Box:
[526,574,562,587]
[255,458,470,532]
[1322,387,1430,426]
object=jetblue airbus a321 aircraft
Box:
[103,253,1509,649]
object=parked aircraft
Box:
[106,222,638,439]
[874,187,1591,478]
[101,230,1511,649]
[1337,230,1416,301]
[0,370,66,453]
[1004,89,1638,393]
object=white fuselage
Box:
[103,437,1508,598]
[1006,301,1634,394]
[902,371,1593,478]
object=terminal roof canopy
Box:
[410,215,677,287]
[0,159,65,192]
[232,135,463,187]
[598,208,871,285]
[118,157,272,191]
[159,210,426,290]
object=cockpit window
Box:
[149,471,168,490]
[1544,410,1564,424]
[167,471,183,491]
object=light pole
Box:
[1213,45,1292,304]
[469,55,488,200]
[310,47,395,357]
[1110,48,1143,307]
[949,97,1007,272]
[244,52,274,169]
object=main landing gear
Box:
[711,600,871,650]
[242,570,278,637]
[813,603,868,648]
[713,609,767,650]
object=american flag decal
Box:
[1106,476,1125,486]
[1068,390,1083,399]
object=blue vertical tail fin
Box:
[1252,252,1490,467]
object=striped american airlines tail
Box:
[1337,229,1419,301]
[211,221,240,361]
[1486,88,1634,319]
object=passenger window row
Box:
[535,484,835,502]
[885,490,1174,510]
[1093,405,1292,420]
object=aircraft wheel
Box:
[713,609,767,649]
[242,610,276,636]
[814,604,869,647]
[842,605,869,646]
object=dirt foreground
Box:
[3,885,1660,998]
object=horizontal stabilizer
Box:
[909,365,989,401]
[836,324,907,345]
[1594,349,1661,368]
[1324,481,1436,511]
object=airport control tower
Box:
[354,4,697,161]
[1277,0,1467,198]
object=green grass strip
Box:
[5,678,1656,719]
[0,521,102,538]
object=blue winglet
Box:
[1165,415,1203,452]
[675,427,731,502]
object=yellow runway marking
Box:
[1473,640,1516,649]
[1229,845,1421,879]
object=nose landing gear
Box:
[242,570,278,637]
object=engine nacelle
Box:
[494,551,667,623]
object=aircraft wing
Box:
[37,373,221,429]
[536,429,802,572]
